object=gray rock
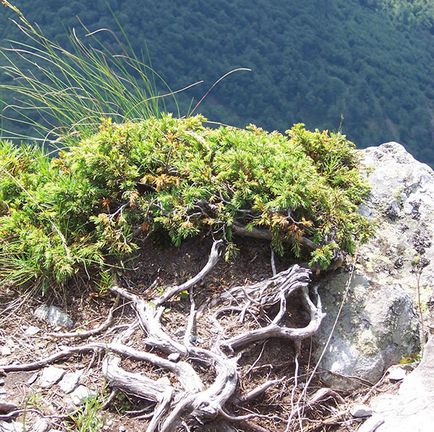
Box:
[0,422,24,432]
[315,273,419,391]
[34,305,74,329]
[350,404,373,418]
[314,142,434,391]
[70,385,96,406]
[27,373,39,385]
[0,379,4,386]
[168,353,181,362]
[32,419,51,432]
[24,326,41,336]
[0,346,12,356]
[358,415,385,432]
[102,419,114,431]
[370,337,434,431]
[387,366,407,382]
[359,143,434,320]
[39,366,65,389]
[58,370,82,394]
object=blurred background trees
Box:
[1,0,433,165]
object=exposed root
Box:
[155,240,223,306]
[0,240,327,431]
[232,222,317,250]
[239,378,285,403]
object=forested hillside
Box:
[365,0,434,29]
[1,0,433,164]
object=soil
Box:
[0,236,393,432]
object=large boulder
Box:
[314,142,434,391]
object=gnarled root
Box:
[103,255,324,430]
[0,241,326,431]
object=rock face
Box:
[314,142,434,391]
[358,142,434,309]
[366,337,434,432]
[315,273,419,391]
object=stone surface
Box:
[39,366,65,389]
[70,385,95,405]
[315,273,419,391]
[359,142,434,317]
[0,346,12,356]
[32,419,50,432]
[27,373,39,385]
[24,326,41,336]
[33,305,74,329]
[367,337,434,432]
[350,404,373,418]
[314,142,434,391]
[58,370,82,394]
[387,366,407,382]
[168,353,181,362]
[0,422,24,432]
[358,416,385,432]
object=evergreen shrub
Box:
[0,115,372,292]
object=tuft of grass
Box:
[68,395,105,432]
[0,2,250,149]
[0,1,193,147]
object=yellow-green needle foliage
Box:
[0,115,372,293]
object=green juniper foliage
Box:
[0,115,372,293]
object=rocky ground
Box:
[0,237,331,432]
[0,236,397,432]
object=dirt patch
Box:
[0,237,380,431]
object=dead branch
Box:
[223,286,325,350]
[239,378,284,402]
[219,409,280,422]
[0,261,327,431]
[239,420,270,432]
[307,388,345,406]
[155,240,223,306]
[0,344,97,372]
[232,222,316,250]
[183,287,197,347]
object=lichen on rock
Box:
[315,141,434,391]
